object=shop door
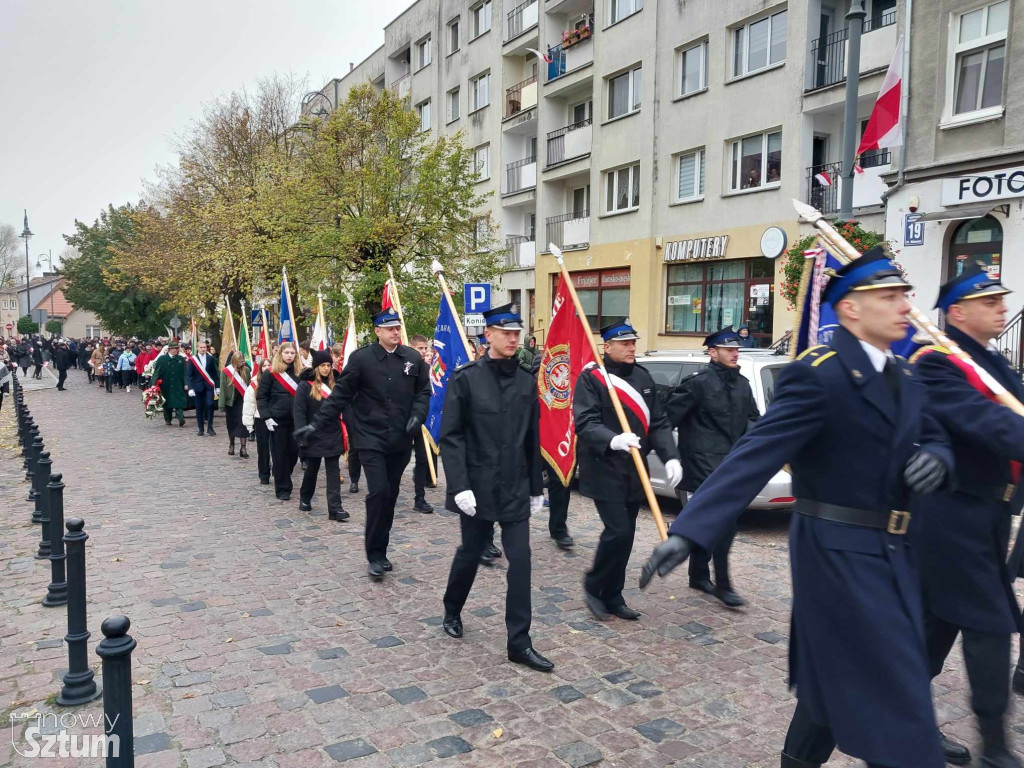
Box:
[947,216,1003,279]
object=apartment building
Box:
[330,0,903,349]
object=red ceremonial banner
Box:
[538,277,596,486]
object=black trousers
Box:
[547,475,571,539]
[359,447,411,563]
[925,612,1010,721]
[443,514,532,652]
[412,435,430,501]
[585,499,640,609]
[348,451,361,484]
[104,373,113,392]
[782,701,904,768]
[162,405,184,424]
[687,503,738,589]
[254,419,272,481]
[300,455,343,515]
[269,424,299,495]
[56,369,67,390]
[33,363,42,378]
[194,388,215,430]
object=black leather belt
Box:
[795,499,911,535]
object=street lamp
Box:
[19,210,32,330]
[36,249,56,336]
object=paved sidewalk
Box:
[1,373,1019,766]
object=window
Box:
[951,1,1008,117]
[447,87,460,122]
[474,144,490,180]
[86,326,102,339]
[665,259,774,341]
[607,66,641,119]
[733,9,787,77]
[561,269,631,329]
[675,149,705,201]
[605,162,640,213]
[448,18,460,54]
[471,72,490,110]
[678,41,707,96]
[473,217,490,251]
[416,100,431,132]
[609,0,642,26]
[572,185,590,214]
[471,1,492,39]
[416,36,431,70]
[729,130,781,191]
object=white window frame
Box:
[606,65,641,121]
[471,72,490,111]
[471,0,492,40]
[674,148,705,203]
[474,144,490,181]
[415,36,431,70]
[448,17,461,54]
[942,0,1008,127]
[677,40,708,97]
[728,129,782,193]
[447,87,461,123]
[416,99,431,132]
[473,217,490,252]
[732,9,787,79]
[608,0,642,26]
[604,162,641,214]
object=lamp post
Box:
[838,0,867,221]
[36,250,56,336]
[19,211,32,329]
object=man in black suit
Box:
[187,340,220,436]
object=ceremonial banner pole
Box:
[386,264,437,486]
[430,260,474,359]
[550,244,668,541]
[793,199,1024,417]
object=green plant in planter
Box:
[779,221,886,310]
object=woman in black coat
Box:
[294,350,348,521]
[256,341,302,500]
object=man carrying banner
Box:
[574,319,681,621]
[187,339,220,437]
[439,303,551,672]
[910,266,1024,768]
[639,247,952,768]
[296,308,430,581]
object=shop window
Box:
[947,215,1003,279]
[665,258,774,344]
[556,269,630,329]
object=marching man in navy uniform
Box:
[640,247,953,768]
[439,303,552,672]
[296,308,430,581]
[910,266,1023,768]
[574,319,681,621]
[187,339,220,437]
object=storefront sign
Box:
[664,235,730,262]
[940,165,1024,206]
[759,227,788,259]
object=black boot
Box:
[979,716,1023,768]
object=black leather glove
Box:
[904,450,946,494]
[639,534,692,589]
[293,424,315,446]
[405,416,422,436]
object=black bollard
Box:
[34,452,52,559]
[57,519,101,706]
[28,433,42,509]
[96,616,136,768]
[43,473,68,606]
[22,420,35,474]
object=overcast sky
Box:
[0,0,408,273]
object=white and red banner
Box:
[382,280,395,312]
[857,35,904,156]
[538,276,596,486]
[336,306,358,374]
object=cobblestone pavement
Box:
[2,371,1020,767]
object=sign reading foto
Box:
[664,235,729,262]
[941,165,1024,206]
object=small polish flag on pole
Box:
[526,47,553,64]
[814,171,832,187]
[857,35,904,156]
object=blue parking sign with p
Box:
[464,283,491,314]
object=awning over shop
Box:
[917,203,1008,223]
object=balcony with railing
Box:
[546,209,590,251]
[546,25,594,82]
[546,118,591,167]
[808,9,898,90]
[504,156,537,195]
[505,235,537,268]
[390,64,412,100]
[506,0,539,42]
[504,75,538,120]
[805,150,891,214]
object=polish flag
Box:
[381,279,394,311]
[857,36,904,155]
[526,47,553,64]
[814,171,832,187]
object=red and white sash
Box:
[223,365,248,397]
[587,364,651,435]
[189,354,216,388]
[271,370,299,396]
[316,380,348,452]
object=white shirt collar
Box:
[858,340,895,373]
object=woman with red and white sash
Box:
[257,341,303,500]
[219,350,252,458]
[294,349,348,522]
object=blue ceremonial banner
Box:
[794,247,843,357]
[425,297,470,450]
[278,275,294,343]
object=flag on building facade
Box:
[278,268,297,343]
[424,297,470,452]
[857,35,904,156]
[538,276,597,486]
[814,171,832,187]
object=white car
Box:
[639,349,794,509]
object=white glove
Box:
[609,432,642,452]
[455,490,477,517]
[665,459,683,488]
[530,496,544,515]
[214,388,220,397]
[188,389,196,397]
[265,418,277,432]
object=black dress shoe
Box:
[298,500,312,511]
[276,492,291,501]
[713,587,747,608]
[508,647,554,672]
[413,499,433,513]
[689,578,715,594]
[178,418,186,427]
[260,476,270,485]
[553,535,575,549]
[939,731,971,765]
[328,510,350,522]
[368,562,385,581]
[584,589,611,621]
[609,604,641,621]
[349,481,359,494]
[197,429,205,436]
[379,558,393,572]
[480,544,502,565]
[442,614,463,638]
[207,427,216,436]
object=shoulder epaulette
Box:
[908,345,951,364]
[795,345,837,367]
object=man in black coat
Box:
[911,266,1024,768]
[297,307,430,581]
[667,325,760,607]
[439,303,551,672]
[53,340,71,391]
[186,340,220,436]
[574,319,681,621]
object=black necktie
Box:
[883,358,900,403]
